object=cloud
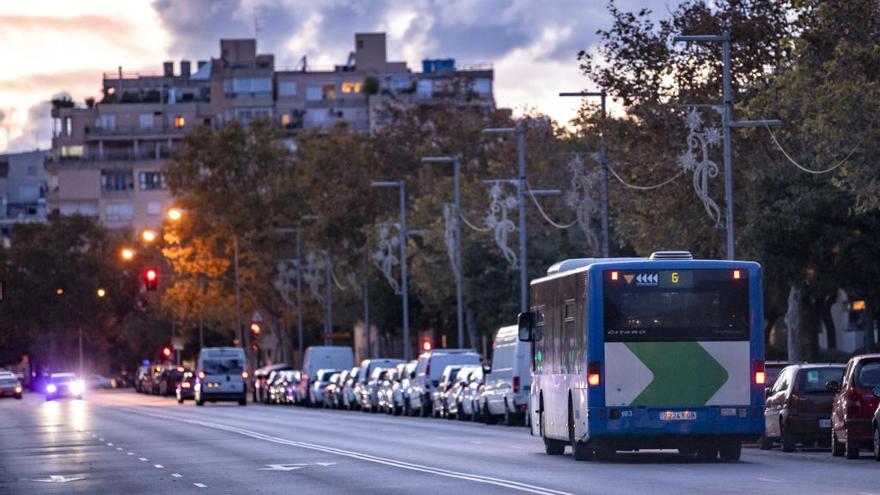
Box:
[4,100,53,153]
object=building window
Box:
[105,203,134,221]
[139,114,154,129]
[341,82,362,94]
[173,116,185,128]
[279,81,296,96]
[224,77,272,95]
[472,79,491,95]
[416,80,432,98]
[322,84,336,100]
[100,171,134,191]
[147,201,161,215]
[61,145,84,157]
[64,117,72,136]
[139,172,166,191]
[281,113,291,126]
[97,115,116,130]
[306,85,322,101]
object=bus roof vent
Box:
[649,251,693,260]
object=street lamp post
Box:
[371,180,411,360]
[275,227,306,367]
[482,125,529,313]
[559,90,610,258]
[673,32,782,259]
[420,156,464,349]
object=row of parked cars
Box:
[760,354,880,461]
[253,326,532,425]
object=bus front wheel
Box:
[540,408,565,455]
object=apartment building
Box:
[0,150,49,243]
[48,32,494,232]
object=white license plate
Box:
[819,419,831,428]
[660,411,696,421]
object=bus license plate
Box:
[660,411,696,421]
[819,419,831,428]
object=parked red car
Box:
[831,354,880,459]
[762,364,844,451]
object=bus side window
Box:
[564,300,576,375]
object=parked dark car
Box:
[176,371,196,403]
[831,354,880,459]
[761,364,844,451]
[0,373,23,399]
[872,404,880,461]
[158,367,188,396]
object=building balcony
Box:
[85,125,189,140]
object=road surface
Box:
[1,390,879,494]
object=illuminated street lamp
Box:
[167,208,183,222]
[141,229,157,243]
[97,288,106,298]
[120,248,135,261]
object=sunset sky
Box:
[0,0,657,153]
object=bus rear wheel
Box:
[719,442,742,461]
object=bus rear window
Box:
[603,269,749,342]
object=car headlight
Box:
[46,384,57,393]
[69,380,85,394]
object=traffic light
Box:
[143,267,158,291]
[161,346,172,359]
[421,338,432,352]
[250,322,262,336]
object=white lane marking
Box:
[127,452,134,456]
[469,441,484,445]
[115,447,123,451]
[153,464,164,469]
[98,437,104,441]
[756,477,782,483]
[32,475,86,483]
[172,473,182,478]
[314,462,336,467]
[259,464,305,471]
[139,458,148,462]
[194,483,207,488]
[121,408,573,495]
[106,442,113,446]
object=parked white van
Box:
[478,325,532,425]
[195,347,247,406]
[410,349,482,417]
[302,346,354,382]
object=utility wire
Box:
[606,162,683,190]
[764,124,860,175]
[526,184,577,229]
[460,210,490,232]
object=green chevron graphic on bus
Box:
[604,341,749,407]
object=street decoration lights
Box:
[120,248,135,261]
[141,229,157,243]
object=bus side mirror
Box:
[518,312,535,342]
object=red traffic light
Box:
[421,340,432,351]
[250,323,261,335]
[143,268,158,291]
[161,346,172,358]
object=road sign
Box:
[171,337,185,351]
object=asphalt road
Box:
[1,390,879,494]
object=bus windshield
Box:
[603,269,749,342]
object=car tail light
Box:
[242,371,249,379]
[198,371,205,380]
[588,362,601,387]
[754,360,765,385]
[182,382,191,389]
[513,376,521,394]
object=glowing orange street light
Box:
[97,288,106,298]
[55,288,64,296]
[167,208,183,221]
[120,248,135,261]
[141,229,157,242]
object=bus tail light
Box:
[588,362,601,387]
[610,271,619,281]
[754,360,765,385]
[513,376,521,394]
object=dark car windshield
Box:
[202,358,243,375]
[0,378,17,386]
[856,361,880,388]
[798,367,844,393]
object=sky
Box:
[0,0,667,153]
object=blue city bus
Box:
[517,251,765,461]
